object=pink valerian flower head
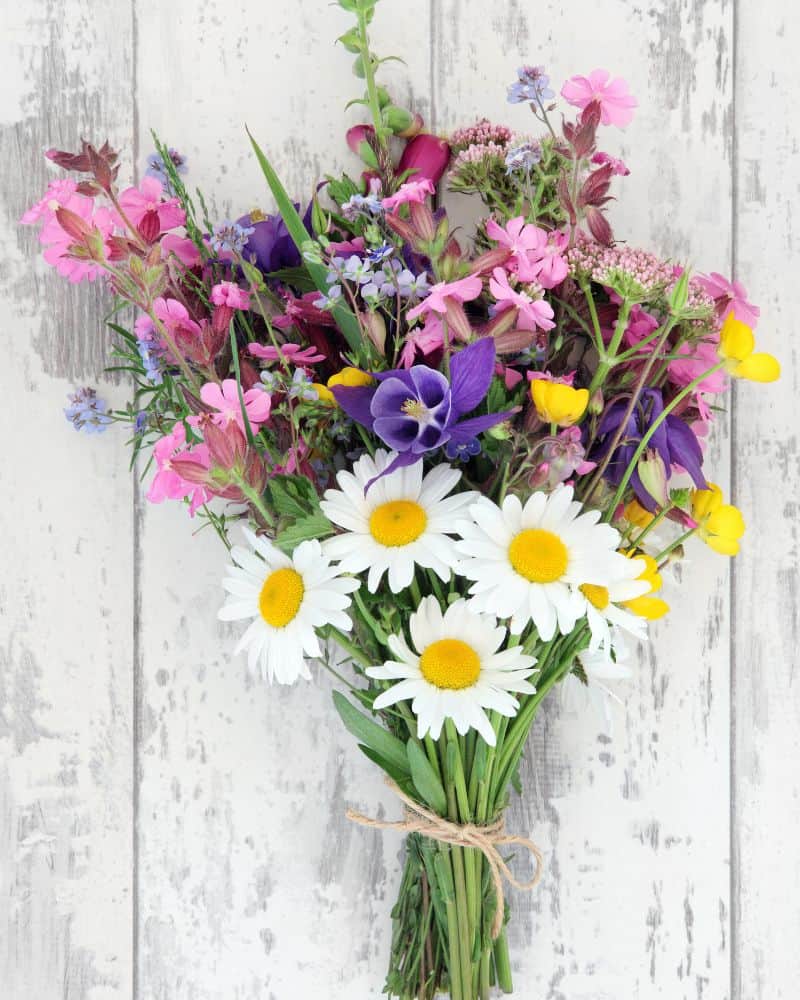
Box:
[35,193,118,283]
[118,176,185,242]
[198,379,272,433]
[561,70,638,128]
[211,281,250,309]
[592,151,630,176]
[489,268,556,332]
[146,422,212,516]
[696,272,760,328]
[407,275,483,321]
[399,316,445,368]
[382,178,436,212]
[485,217,568,289]
[247,342,326,365]
[667,339,727,394]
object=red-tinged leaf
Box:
[494,328,538,354]
[169,457,212,485]
[469,247,512,276]
[557,174,577,225]
[383,212,417,245]
[443,300,474,344]
[585,206,613,245]
[55,206,92,241]
[579,164,613,207]
[409,201,435,241]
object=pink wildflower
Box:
[406,275,483,321]
[399,316,445,367]
[489,268,555,332]
[668,340,727,393]
[199,379,272,432]
[146,422,212,516]
[486,217,568,288]
[496,363,524,389]
[161,234,202,266]
[592,151,630,176]
[119,177,185,240]
[21,179,78,224]
[382,178,436,213]
[153,297,201,338]
[36,195,118,283]
[211,281,251,310]
[248,342,326,364]
[696,272,760,328]
[561,70,637,128]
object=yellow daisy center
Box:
[419,639,481,690]
[258,567,305,628]
[508,529,569,583]
[580,583,610,610]
[369,500,427,547]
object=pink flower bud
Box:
[397,133,450,185]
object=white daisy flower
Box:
[218,529,359,684]
[320,450,477,593]
[367,596,537,746]
[561,629,634,734]
[455,484,627,640]
[578,556,651,653]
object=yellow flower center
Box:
[419,639,481,690]
[258,567,305,628]
[369,500,427,547]
[401,398,429,420]
[580,583,610,610]
[508,529,569,583]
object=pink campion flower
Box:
[211,281,251,310]
[153,297,201,337]
[199,379,272,432]
[382,178,436,212]
[146,422,212,516]
[161,234,202,266]
[496,362,524,389]
[36,195,118,283]
[489,268,556,332]
[486,217,568,288]
[696,272,760,328]
[248,342,326,364]
[399,316,445,367]
[668,339,727,393]
[561,70,638,128]
[406,275,483,321]
[21,179,78,224]
[592,151,630,176]
[119,177,185,239]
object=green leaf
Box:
[333,691,410,775]
[264,267,316,293]
[268,474,322,519]
[407,739,447,816]
[247,128,364,353]
[273,512,333,554]
[358,744,414,789]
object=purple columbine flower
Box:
[332,338,512,475]
[237,203,312,274]
[589,388,706,510]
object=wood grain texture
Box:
[0,3,135,998]
[732,2,800,997]
[2,0,798,997]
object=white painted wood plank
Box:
[132,2,430,997]
[432,2,733,997]
[733,3,800,997]
[0,3,135,998]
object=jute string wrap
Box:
[346,779,544,940]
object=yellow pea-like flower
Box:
[314,367,375,407]
[530,380,589,427]
[621,550,670,620]
[718,314,780,383]
[691,482,746,556]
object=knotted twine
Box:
[346,779,544,940]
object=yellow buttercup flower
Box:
[691,482,745,556]
[718,314,780,383]
[624,498,655,530]
[314,367,375,407]
[621,551,669,620]
[530,380,589,426]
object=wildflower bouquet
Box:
[24,1,779,997]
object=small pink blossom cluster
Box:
[450,119,513,153]
[450,142,508,173]
[567,239,678,292]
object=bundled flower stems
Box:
[24,1,779,996]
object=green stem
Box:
[654,525,697,564]
[356,5,386,156]
[493,929,514,993]
[588,298,633,394]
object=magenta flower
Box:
[21,179,78,225]
[668,340,727,393]
[399,316,445,368]
[561,70,637,128]
[592,151,630,176]
[382,178,435,212]
[397,133,451,185]
[200,379,272,432]
[211,281,251,310]
[35,195,117,283]
[486,217,568,289]
[161,234,202,266]
[247,342,326,364]
[119,177,185,240]
[406,275,483,322]
[153,297,201,338]
[696,272,760,328]
[146,422,212,516]
[489,268,555,332]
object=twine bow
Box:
[346,779,543,940]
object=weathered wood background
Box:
[1,1,797,997]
